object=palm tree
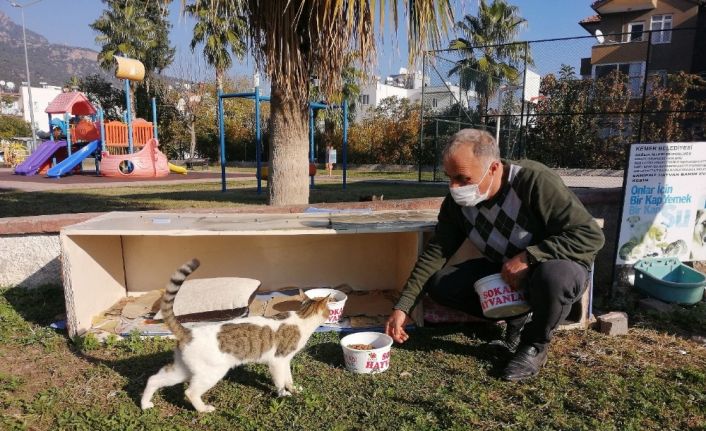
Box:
[182,1,453,205]
[448,0,528,120]
[92,0,174,116]
[184,0,247,91]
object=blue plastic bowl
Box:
[634,258,706,305]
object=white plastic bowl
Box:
[340,332,393,374]
[304,288,348,324]
[474,273,530,319]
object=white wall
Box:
[20,85,62,132]
[355,81,414,122]
[355,81,474,122]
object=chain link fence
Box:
[419,28,706,186]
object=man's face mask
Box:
[449,163,493,207]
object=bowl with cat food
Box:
[304,288,348,324]
[340,332,393,374]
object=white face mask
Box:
[449,163,494,207]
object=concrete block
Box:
[0,234,61,288]
[638,297,677,314]
[597,311,628,336]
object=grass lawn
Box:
[0,176,448,218]
[1,286,705,430]
[2,169,705,429]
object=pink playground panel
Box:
[100,138,169,178]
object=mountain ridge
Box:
[0,10,111,87]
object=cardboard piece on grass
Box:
[263,290,306,317]
[248,298,268,316]
[154,277,261,319]
[343,290,398,317]
[122,289,163,319]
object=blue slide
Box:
[46,140,101,178]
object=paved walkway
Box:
[0,167,624,192]
[0,168,253,192]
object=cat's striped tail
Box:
[161,258,200,343]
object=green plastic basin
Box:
[634,258,706,305]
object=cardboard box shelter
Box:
[60,210,438,337]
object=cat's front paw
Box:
[288,384,303,394]
[197,404,216,413]
[277,388,292,397]
[141,401,154,410]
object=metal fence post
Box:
[418,51,426,182]
[636,30,653,144]
[519,41,530,159]
[433,119,439,181]
[217,90,226,192]
[255,85,262,195]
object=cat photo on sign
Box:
[691,209,706,260]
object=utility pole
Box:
[10,0,44,149]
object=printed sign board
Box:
[616,142,706,265]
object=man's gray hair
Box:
[442,129,500,163]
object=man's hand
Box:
[385,309,412,344]
[501,251,531,289]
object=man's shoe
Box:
[489,313,531,353]
[502,344,548,382]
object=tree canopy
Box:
[448,0,528,117]
[184,0,247,90]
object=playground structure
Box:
[14,56,179,178]
[99,137,169,178]
[217,85,349,193]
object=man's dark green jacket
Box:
[394,159,605,314]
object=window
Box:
[432,98,438,108]
[593,62,644,97]
[358,94,369,105]
[651,14,672,44]
[647,70,668,93]
[627,21,644,42]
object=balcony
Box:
[594,0,656,14]
[591,40,648,66]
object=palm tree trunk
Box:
[268,80,310,206]
[216,69,224,91]
[189,120,197,158]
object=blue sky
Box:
[0,1,596,82]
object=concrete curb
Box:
[0,188,621,236]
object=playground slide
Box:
[46,140,100,178]
[168,162,187,175]
[14,140,66,176]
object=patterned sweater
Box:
[394,159,605,314]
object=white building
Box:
[20,83,63,132]
[0,92,21,116]
[355,68,476,122]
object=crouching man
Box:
[385,129,604,381]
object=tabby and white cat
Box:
[141,258,330,413]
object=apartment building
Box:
[354,68,473,122]
[579,0,706,86]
